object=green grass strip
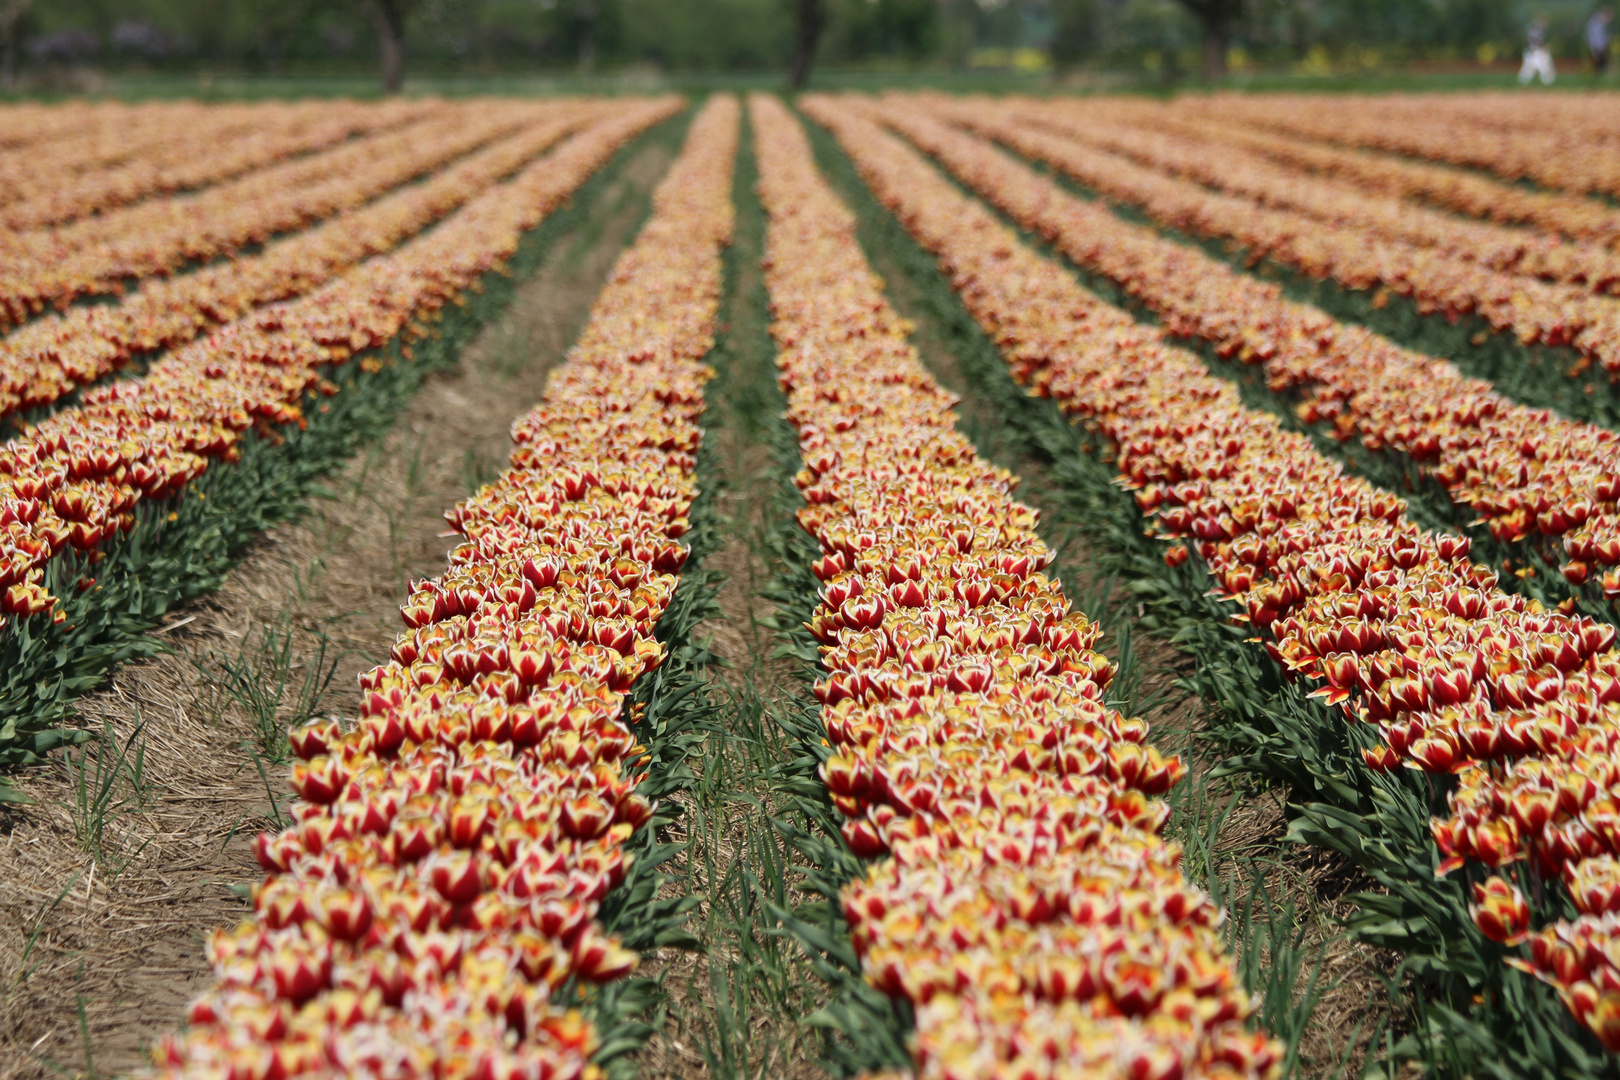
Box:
[730,101,917,1078]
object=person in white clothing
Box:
[1522,16,1556,83]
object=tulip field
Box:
[15,85,1620,1080]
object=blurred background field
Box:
[9,0,1620,99]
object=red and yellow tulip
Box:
[149,96,736,1080]
[801,91,1620,1055]
[0,99,681,638]
[0,101,610,421]
[754,93,1279,1080]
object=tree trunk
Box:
[1,26,14,93]
[372,0,406,95]
[1201,13,1228,80]
[577,0,597,73]
[0,0,28,93]
[943,0,973,69]
[789,0,824,91]
[1051,0,1099,70]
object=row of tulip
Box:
[0,100,262,199]
[0,98,216,153]
[1010,96,1620,296]
[0,99,439,232]
[0,103,603,425]
[1113,101,1620,249]
[0,97,680,635]
[0,101,549,327]
[1172,93,1620,199]
[864,97,1620,597]
[1303,90,1620,141]
[803,92,1620,1055]
[752,93,1280,1080]
[930,95,1620,383]
[0,99,468,257]
[150,94,736,1080]
[0,100,369,193]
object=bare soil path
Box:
[628,120,836,1080]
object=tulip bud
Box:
[288,719,341,761]
[392,813,442,864]
[842,818,887,858]
[268,944,331,1004]
[574,928,639,982]
[1566,857,1620,916]
[1470,876,1531,946]
[1361,744,1400,772]
[559,791,611,839]
[1104,952,1166,1016]
[289,754,347,805]
[254,830,301,873]
[1471,817,1524,868]
[257,881,312,930]
[534,897,592,945]
[359,711,406,757]
[1509,789,1556,835]
[448,796,492,849]
[1407,735,1459,773]
[315,886,373,942]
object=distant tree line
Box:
[15,0,933,84]
[8,0,1601,91]
[1055,0,1587,80]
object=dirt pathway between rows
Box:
[0,137,673,1080]
[627,124,836,1080]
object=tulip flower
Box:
[798,90,1620,1056]
[0,100,683,641]
[151,97,737,1079]
[1470,876,1532,946]
[880,93,1620,591]
[752,93,1276,1080]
